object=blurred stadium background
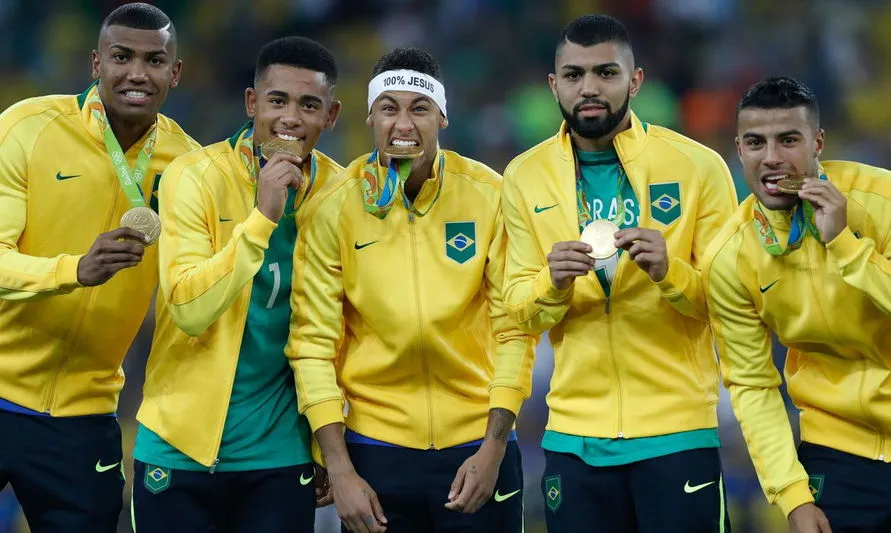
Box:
[2,0,890,531]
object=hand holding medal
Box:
[613,227,669,283]
[256,137,304,223]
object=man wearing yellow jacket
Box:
[131,37,342,533]
[502,15,737,533]
[0,4,197,532]
[705,76,891,533]
[287,47,534,533]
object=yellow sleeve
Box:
[501,168,573,335]
[827,225,891,315]
[485,199,537,416]
[158,158,277,336]
[705,234,813,517]
[656,153,738,321]
[286,191,345,432]
[0,110,82,300]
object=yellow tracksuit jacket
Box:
[0,88,198,416]
[704,160,891,516]
[136,130,342,466]
[502,114,737,439]
[287,150,536,449]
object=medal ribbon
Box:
[85,85,154,208]
[753,169,827,256]
[573,149,627,234]
[235,125,316,219]
[362,149,444,219]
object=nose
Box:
[394,108,415,134]
[580,72,599,98]
[762,140,783,167]
[278,103,304,130]
[126,59,149,84]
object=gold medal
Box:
[121,206,161,245]
[776,176,807,194]
[383,145,424,159]
[260,137,304,159]
[580,219,620,260]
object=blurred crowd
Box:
[2,0,891,531]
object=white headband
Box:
[367,69,448,119]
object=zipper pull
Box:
[605,297,611,314]
[209,458,220,474]
[409,211,415,223]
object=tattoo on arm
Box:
[486,408,516,443]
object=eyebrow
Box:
[378,94,435,106]
[742,129,803,140]
[109,44,168,56]
[561,62,621,71]
[265,90,289,99]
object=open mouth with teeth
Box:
[120,89,153,105]
[762,173,807,195]
[260,133,305,158]
[384,139,424,159]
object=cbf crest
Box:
[649,182,681,225]
[445,221,476,264]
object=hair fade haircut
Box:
[100,2,176,41]
[255,36,338,86]
[372,47,443,83]
[556,14,633,61]
[737,76,820,126]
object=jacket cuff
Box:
[243,208,279,246]
[304,399,345,433]
[654,257,689,297]
[488,386,525,416]
[776,479,816,518]
[534,266,574,303]
[825,227,860,266]
[56,254,85,290]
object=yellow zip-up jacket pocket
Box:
[137,133,341,466]
[0,91,198,416]
[287,150,536,449]
[704,160,891,517]
[502,114,737,439]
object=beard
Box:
[560,91,630,141]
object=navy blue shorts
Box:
[542,447,731,533]
[345,440,523,533]
[0,409,124,533]
[799,442,891,533]
[132,460,316,533]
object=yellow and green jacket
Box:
[136,128,342,466]
[704,160,891,516]
[0,87,198,416]
[502,114,737,439]
[286,150,536,449]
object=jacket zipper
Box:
[44,182,123,413]
[408,211,435,448]
[606,254,624,437]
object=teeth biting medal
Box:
[260,135,304,159]
[776,174,807,194]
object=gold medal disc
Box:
[260,137,304,159]
[121,206,161,245]
[383,145,424,159]
[581,219,620,260]
[776,176,807,194]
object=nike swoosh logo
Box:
[534,203,558,213]
[219,217,233,222]
[56,172,81,181]
[299,473,314,486]
[95,460,121,473]
[493,489,521,502]
[684,480,716,494]
[759,280,779,293]
[354,240,379,250]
